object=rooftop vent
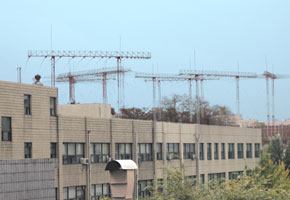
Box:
[34,74,43,86]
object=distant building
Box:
[230,114,290,147]
[0,80,261,200]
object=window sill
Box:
[62,163,82,165]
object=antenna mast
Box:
[28,50,151,110]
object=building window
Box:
[91,184,110,200]
[208,172,226,182]
[138,180,152,198]
[90,143,110,163]
[115,143,132,160]
[246,143,252,158]
[51,143,57,158]
[183,143,195,159]
[157,143,163,160]
[221,143,225,160]
[200,174,205,184]
[255,143,260,158]
[200,143,204,160]
[157,179,163,192]
[228,143,235,159]
[188,175,197,186]
[167,143,180,160]
[138,143,152,162]
[50,97,57,116]
[1,117,12,141]
[24,142,32,158]
[229,171,243,180]
[238,143,244,159]
[63,143,85,164]
[63,186,85,200]
[55,188,58,200]
[207,143,212,160]
[214,143,219,160]
[24,94,31,115]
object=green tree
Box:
[284,139,290,170]
[268,134,283,165]
[148,159,290,200]
[120,107,152,120]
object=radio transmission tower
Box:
[56,67,131,104]
[180,69,259,116]
[135,72,218,123]
[262,71,290,137]
[28,50,151,110]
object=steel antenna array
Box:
[56,67,132,104]
[28,50,151,110]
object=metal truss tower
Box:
[56,67,131,104]
[28,50,151,110]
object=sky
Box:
[1,0,290,122]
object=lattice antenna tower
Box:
[56,67,132,104]
[28,50,151,110]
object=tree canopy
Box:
[145,153,290,200]
[120,94,233,126]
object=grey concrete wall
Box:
[0,158,57,200]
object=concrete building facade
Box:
[0,80,262,200]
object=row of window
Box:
[63,171,248,200]
[200,142,260,160]
[62,184,110,200]
[19,141,261,162]
[54,142,261,164]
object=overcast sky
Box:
[1,0,290,121]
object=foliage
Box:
[120,107,152,120]
[284,139,290,170]
[120,94,233,126]
[146,158,290,200]
[268,134,283,165]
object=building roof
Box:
[105,160,138,171]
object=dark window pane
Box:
[24,94,31,115]
[2,117,12,141]
[24,142,32,158]
[50,97,57,116]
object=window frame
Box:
[51,142,57,158]
[115,143,132,160]
[138,180,152,198]
[246,143,252,158]
[157,143,163,160]
[90,143,110,163]
[200,143,204,160]
[62,143,85,164]
[214,143,219,160]
[167,143,180,160]
[91,183,110,200]
[207,143,212,160]
[138,143,153,162]
[50,97,57,116]
[221,143,225,160]
[183,143,195,159]
[237,143,244,159]
[1,116,12,141]
[24,142,32,158]
[63,186,85,200]
[24,94,31,115]
[228,143,235,159]
[255,143,260,158]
